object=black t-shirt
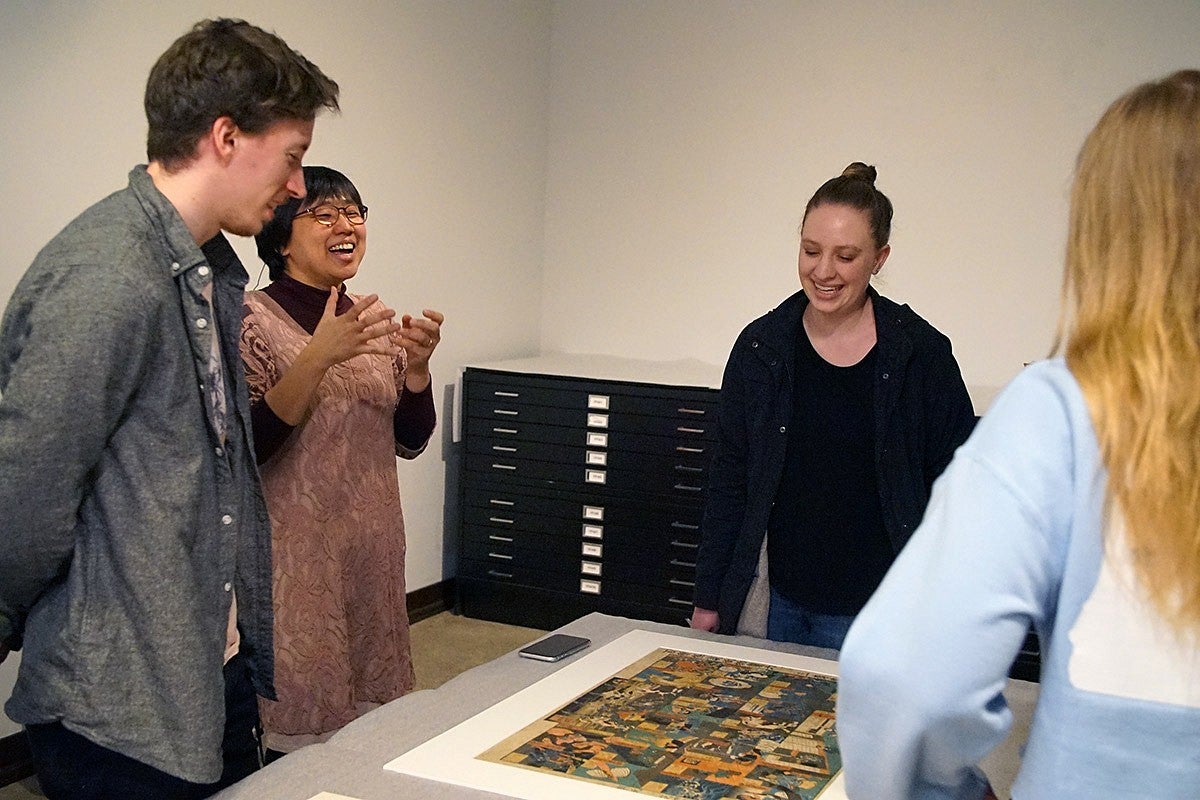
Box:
[766,324,894,615]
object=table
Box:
[212,613,1036,799]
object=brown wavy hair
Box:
[1057,69,1200,631]
[803,162,893,250]
[145,18,339,169]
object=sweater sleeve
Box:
[693,330,753,612]
[837,366,1075,798]
[394,380,436,457]
[920,333,978,491]
[239,306,295,465]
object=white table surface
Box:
[212,612,1036,799]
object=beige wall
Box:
[541,1,1200,402]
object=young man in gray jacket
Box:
[0,18,338,798]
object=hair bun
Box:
[841,162,878,184]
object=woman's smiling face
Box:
[283,197,368,289]
[797,202,888,320]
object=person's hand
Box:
[395,308,444,392]
[690,607,720,632]
[983,783,1001,800]
[308,288,402,369]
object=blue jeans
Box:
[767,587,856,650]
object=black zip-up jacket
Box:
[693,288,977,634]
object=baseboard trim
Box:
[407,578,456,624]
[0,730,33,788]
[0,579,458,787]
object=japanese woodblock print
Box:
[479,648,840,799]
[384,629,847,800]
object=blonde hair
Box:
[1057,70,1200,631]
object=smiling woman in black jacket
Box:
[689,163,977,648]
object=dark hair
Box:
[803,162,893,250]
[256,166,364,281]
[145,18,340,168]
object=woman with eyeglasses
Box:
[240,165,443,758]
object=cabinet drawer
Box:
[466,371,717,418]
[464,451,708,496]
[466,416,716,454]
[459,558,695,609]
[463,537,696,587]
[463,483,703,533]
[466,437,710,482]
[467,402,717,439]
[462,522,700,564]
[462,511,701,551]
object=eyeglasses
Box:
[294,204,368,226]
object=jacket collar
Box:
[127,165,209,280]
[750,286,915,372]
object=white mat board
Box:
[385,629,847,799]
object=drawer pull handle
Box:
[488,516,514,525]
[586,470,607,484]
[677,407,706,415]
[677,426,705,434]
[676,446,705,453]
[488,535,514,543]
[493,390,520,397]
[491,463,517,471]
[587,394,610,410]
[487,570,513,579]
[670,559,697,568]
[489,498,515,506]
[488,552,514,560]
[580,579,601,595]
[492,427,518,434]
[670,579,696,588]
[671,540,699,549]
[492,445,517,453]
[673,483,702,492]
[671,521,699,530]
[674,465,703,473]
[583,505,605,520]
[493,409,518,416]
[668,597,692,606]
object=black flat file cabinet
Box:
[456,361,721,630]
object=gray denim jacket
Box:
[0,166,274,783]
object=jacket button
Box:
[882,372,889,379]
[779,426,787,434]
[750,341,759,348]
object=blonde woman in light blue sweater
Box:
[838,69,1200,800]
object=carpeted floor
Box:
[0,612,543,799]
[410,610,544,691]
